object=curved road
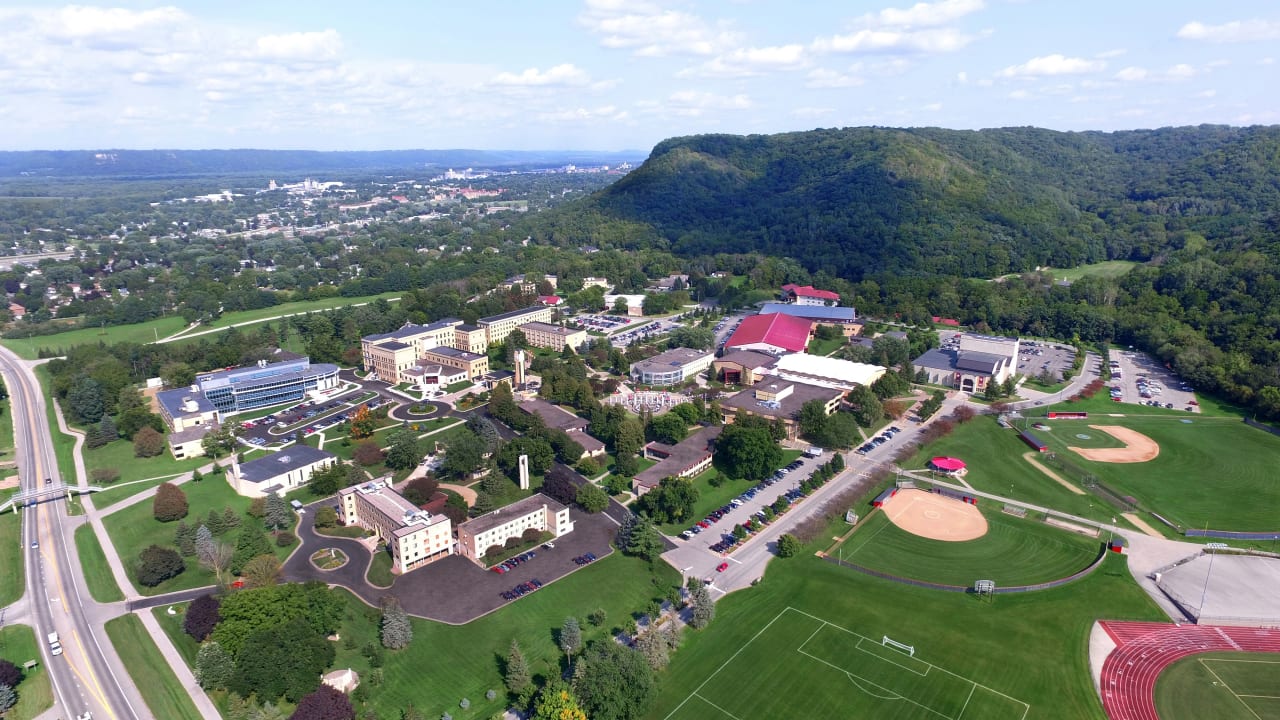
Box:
[0,347,143,720]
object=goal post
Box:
[881,635,915,657]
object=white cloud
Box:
[680,44,808,77]
[956,70,968,84]
[491,63,589,86]
[253,29,342,60]
[868,0,985,28]
[922,102,942,111]
[41,5,187,45]
[1096,48,1127,59]
[578,0,740,56]
[1114,63,1198,82]
[1177,19,1280,43]
[1008,89,1029,99]
[998,54,1105,77]
[1262,57,1276,65]
[814,27,975,54]
[805,67,864,88]
[538,105,628,122]
[1197,89,1217,98]
[1115,66,1148,81]
[1165,63,1197,79]
[664,90,751,116]
[791,106,835,118]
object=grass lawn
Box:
[647,519,1166,720]
[1030,414,1280,532]
[366,547,394,588]
[833,506,1102,587]
[74,524,124,602]
[807,335,846,357]
[0,315,189,359]
[445,380,475,394]
[158,552,680,720]
[1046,390,1243,418]
[0,399,15,461]
[84,439,208,507]
[1049,260,1139,282]
[0,504,21,608]
[1154,652,1280,720]
[104,615,203,720]
[34,366,77,488]
[102,477,297,595]
[0,625,54,720]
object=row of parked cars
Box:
[856,425,902,454]
[501,579,543,600]
[490,550,537,574]
[572,552,597,565]
[684,459,809,541]
[709,486,810,553]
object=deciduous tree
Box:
[153,482,189,522]
[572,640,655,720]
[133,425,165,458]
[184,593,221,641]
[137,545,185,587]
[194,640,233,690]
[287,683,353,720]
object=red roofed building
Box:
[724,313,812,356]
[781,284,841,307]
[538,295,563,306]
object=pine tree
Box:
[689,581,715,629]
[560,616,582,657]
[636,626,670,670]
[194,641,234,689]
[174,520,196,556]
[380,597,413,650]
[504,639,530,694]
[222,506,241,529]
[0,683,14,712]
[230,527,272,575]
[205,508,226,535]
[194,525,215,561]
[264,493,293,531]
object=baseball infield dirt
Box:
[1067,425,1159,463]
[882,488,988,542]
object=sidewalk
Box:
[137,607,222,719]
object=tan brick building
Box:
[421,346,490,380]
[519,321,586,352]
[338,478,454,573]
[479,306,554,345]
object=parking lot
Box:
[853,423,905,457]
[1109,349,1200,412]
[1016,340,1076,383]
[570,313,638,334]
[611,317,685,348]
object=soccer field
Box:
[1155,652,1280,720]
[664,607,1029,720]
[835,507,1102,588]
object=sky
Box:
[0,0,1277,151]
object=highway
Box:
[0,347,143,720]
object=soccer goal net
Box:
[881,635,915,657]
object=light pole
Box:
[1198,543,1229,623]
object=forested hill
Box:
[582,125,1280,280]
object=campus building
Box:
[478,306,554,345]
[338,478,454,573]
[720,380,844,441]
[456,493,574,564]
[758,303,861,336]
[518,399,606,458]
[634,425,722,495]
[519,321,586,353]
[912,333,1020,393]
[452,324,489,354]
[629,347,715,386]
[401,363,469,390]
[230,445,337,498]
[772,353,886,392]
[420,346,490,381]
[713,349,778,386]
[361,320,463,383]
[780,284,841,306]
[723,313,813,356]
[190,356,341,415]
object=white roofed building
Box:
[772,353,886,391]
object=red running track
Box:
[1098,621,1280,720]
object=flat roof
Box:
[774,353,885,388]
[632,347,714,374]
[912,347,958,372]
[635,425,721,489]
[759,303,857,322]
[720,380,843,421]
[956,351,1006,374]
[237,445,335,484]
[378,340,410,352]
[168,423,215,444]
[459,492,565,536]
[520,321,578,336]
[715,349,778,370]
[344,480,449,535]
[362,320,458,343]
[156,387,218,418]
[423,346,485,362]
[519,399,587,431]
[480,306,547,324]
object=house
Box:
[629,348,715,386]
[634,425,721,496]
[713,350,778,386]
[581,277,611,290]
[720,380,844,441]
[230,445,337,498]
[338,478,453,573]
[456,493,574,564]
[538,295,563,306]
[723,313,813,356]
[652,274,690,292]
[780,284,840,306]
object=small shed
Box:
[322,668,360,694]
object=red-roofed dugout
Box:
[929,457,966,472]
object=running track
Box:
[1098,621,1280,720]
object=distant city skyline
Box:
[0,1,1277,151]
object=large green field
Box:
[74,524,125,602]
[834,505,1102,587]
[0,625,54,720]
[1155,652,1280,720]
[1049,261,1140,282]
[1030,414,1280,532]
[647,529,1166,720]
[102,476,296,595]
[158,552,682,720]
[84,439,208,509]
[104,615,203,720]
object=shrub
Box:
[401,476,439,506]
[484,544,504,559]
[521,527,542,543]
[0,660,23,689]
[247,497,266,518]
[137,545,185,587]
[504,536,522,550]
[276,531,298,547]
[90,468,120,485]
[133,426,165,457]
[353,441,383,466]
[152,482,189,522]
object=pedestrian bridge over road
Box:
[0,483,104,513]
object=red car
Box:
[716,562,729,572]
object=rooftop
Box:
[725,313,812,354]
[773,353,886,388]
[955,351,1007,374]
[237,445,335,485]
[781,284,841,301]
[759,303,857,322]
[519,399,587,431]
[631,347,714,374]
[423,346,485,362]
[912,347,959,372]
[720,380,843,421]
[156,387,218,418]
[341,479,448,536]
[362,320,459,344]
[715,349,778,370]
[520,321,578,336]
[168,423,216,444]
[635,425,722,490]
[459,492,566,536]
[479,306,548,324]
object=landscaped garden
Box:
[310,548,349,571]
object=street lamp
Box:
[1198,543,1229,622]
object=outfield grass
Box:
[0,625,54,720]
[1049,260,1139,282]
[647,520,1166,720]
[104,615,203,720]
[74,524,125,602]
[1155,652,1280,720]
[102,477,296,595]
[0,316,189,359]
[158,552,681,720]
[834,506,1101,587]
[1047,390,1244,418]
[1032,414,1280,532]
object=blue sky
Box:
[0,1,1276,151]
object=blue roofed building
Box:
[758,303,861,336]
[195,356,340,414]
[230,445,338,497]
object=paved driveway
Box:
[284,498,620,624]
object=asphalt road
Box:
[0,347,144,720]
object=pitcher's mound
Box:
[882,488,988,542]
